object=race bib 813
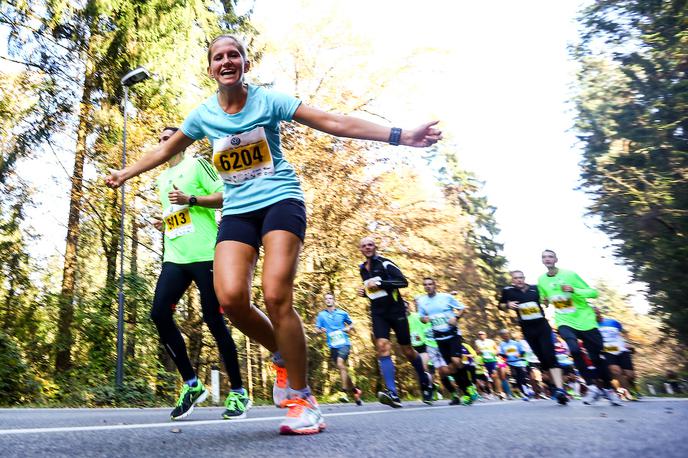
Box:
[163,205,194,239]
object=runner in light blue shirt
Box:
[315,293,361,405]
[417,277,477,405]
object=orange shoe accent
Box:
[273,363,288,388]
[285,397,310,417]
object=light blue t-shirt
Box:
[315,308,352,349]
[417,293,466,340]
[499,340,527,367]
[181,85,304,215]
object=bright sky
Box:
[8,0,647,311]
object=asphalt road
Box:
[1,398,686,457]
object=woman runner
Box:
[106,34,441,435]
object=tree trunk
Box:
[54,86,91,373]
[1,254,18,331]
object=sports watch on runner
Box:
[189,195,197,206]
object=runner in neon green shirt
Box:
[151,127,250,421]
[157,153,223,264]
[406,300,440,399]
[537,249,620,406]
[407,305,432,350]
[537,269,598,331]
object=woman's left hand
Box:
[402,121,442,147]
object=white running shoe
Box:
[272,363,289,408]
[582,385,601,405]
[602,388,623,406]
[279,396,326,435]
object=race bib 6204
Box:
[213,127,274,184]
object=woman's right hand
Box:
[106,169,127,189]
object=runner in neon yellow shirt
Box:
[407,300,432,369]
[537,249,620,406]
[474,331,502,398]
[151,127,249,421]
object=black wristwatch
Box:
[189,195,197,207]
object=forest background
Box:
[0,0,686,406]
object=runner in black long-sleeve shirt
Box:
[358,237,433,407]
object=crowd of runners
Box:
[105,34,639,436]
[344,243,639,409]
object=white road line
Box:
[630,397,688,402]
[0,405,445,435]
[1,397,685,435]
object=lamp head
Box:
[121,67,150,87]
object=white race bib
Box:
[550,294,575,314]
[163,204,194,239]
[518,301,544,320]
[328,330,347,347]
[429,313,451,332]
[213,127,274,184]
[364,277,388,299]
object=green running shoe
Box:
[222,389,253,420]
[171,381,208,421]
[462,394,473,406]
[468,385,479,402]
[433,383,442,401]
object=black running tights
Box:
[150,261,243,389]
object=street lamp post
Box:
[116,67,150,387]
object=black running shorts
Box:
[603,351,634,371]
[371,306,412,345]
[217,198,306,251]
[437,334,463,365]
